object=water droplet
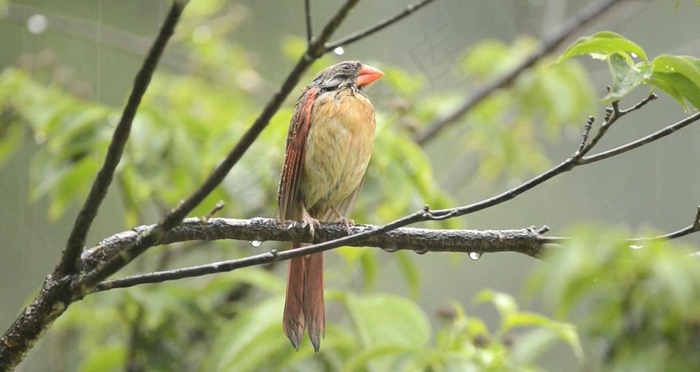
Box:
[630,52,638,59]
[630,244,643,250]
[249,240,262,247]
[469,252,481,261]
[333,46,345,56]
[27,14,48,34]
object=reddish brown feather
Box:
[278,86,318,221]
[283,244,305,350]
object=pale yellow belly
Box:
[300,91,375,220]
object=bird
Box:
[277,61,383,352]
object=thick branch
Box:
[415,0,625,145]
[81,218,549,271]
[91,224,547,292]
[89,204,700,292]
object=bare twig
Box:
[581,105,700,164]
[632,206,700,241]
[577,93,657,158]
[415,0,626,145]
[56,0,184,276]
[325,0,437,51]
[304,0,313,44]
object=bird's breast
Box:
[301,89,376,214]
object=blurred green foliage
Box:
[531,226,700,370]
[2,0,700,370]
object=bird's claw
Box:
[302,209,321,240]
[332,207,354,235]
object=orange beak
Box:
[356,64,384,87]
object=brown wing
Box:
[277,86,318,221]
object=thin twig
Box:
[304,0,313,44]
[576,94,657,158]
[415,0,625,145]
[325,0,437,51]
[581,110,700,164]
[56,1,184,276]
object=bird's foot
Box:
[332,207,354,234]
[301,208,321,239]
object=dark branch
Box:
[415,0,625,145]
[577,93,657,158]
[304,0,313,44]
[633,206,700,241]
[80,218,548,271]
[90,204,700,292]
[90,225,547,292]
[325,0,437,51]
[56,1,184,276]
[582,109,700,164]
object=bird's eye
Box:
[339,63,352,71]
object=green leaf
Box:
[556,31,648,64]
[603,52,653,102]
[344,293,430,349]
[651,55,700,110]
[204,296,292,371]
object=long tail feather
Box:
[303,252,325,353]
[283,244,305,350]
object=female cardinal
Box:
[277,61,383,352]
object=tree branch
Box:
[304,0,313,44]
[56,0,184,276]
[89,204,700,292]
[89,223,548,292]
[324,0,437,51]
[581,110,700,164]
[415,0,626,145]
[81,218,549,270]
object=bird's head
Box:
[314,61,384,91]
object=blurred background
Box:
[1,0,699,370]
